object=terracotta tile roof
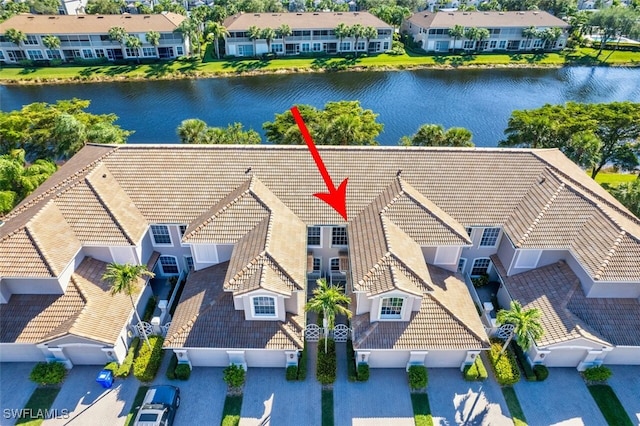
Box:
[352,265,489,350]
[406,11,570,29]
[0,257,143,345]
[223,11,391,31]
[494,257,613,347]
[164,262,304,350]
[0,12,186,34]
[0,280,85,343]
[0,228,52,277]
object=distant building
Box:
[402,11,570,52]
[0,13,188,63]
[223,12,393,57]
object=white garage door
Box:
[63,345,109,365]
[544,348,587,367]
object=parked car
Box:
[134,385,180,426]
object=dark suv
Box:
[133,385,181,426]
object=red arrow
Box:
[291,106,348,221]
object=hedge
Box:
[533,364,549,381]
[297,343,308,381]
[133,336,164,382]
[29,362,67,385]
[175,363,191,380]
[223,364,246,388]
[408,365,428,390]
[511,342,536,381]
[357,363,370,382]
[317,338,337,385]
[286,365,298,381]
[462,357,488,381]
[487,339,520,386]
[583,365,612,383]
[166,352,178,380]
[117,337,140,377]
[346,340,358,382]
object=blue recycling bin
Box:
[96,369,113,389]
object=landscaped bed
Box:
[124,385,149,426]
[15,387,62,426]
[587,385,633,426]
[410,393,433,426]
[501,386,527,426]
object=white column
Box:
[460,350,481,371]
[47,347,73,369]
[285,350,298,367]
[174,349,192,369]
[101,347,117,363]
[406,351,428,371]
[227,350,247,371]
[356,351,371,365]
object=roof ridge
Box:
[84,167,136,246]
[264,252,303,291]
[2,148,117,221]
[517,181,565,247]
[593,230,627,281]
[24,207,56,277]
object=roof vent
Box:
[77,16,84,18]
[125,15,132,18]
[48,16,56,19]
[499,11,504,14]
[144,15,150,18]
[254,13,260,16]
[337,12,343,14]
[296,13,302,15]
[27,16,34,19]
[313,12,319,15]
[97,16,104,18]
[424,14,428,17]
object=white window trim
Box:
[150,224,173,247]
[251,295,278,318]
[379,296,406,320]
[313,257,322,272]
[183,255,194,272]
[458,258,467,274]
[329,257,341,272]
[179,224,189,247]
[307,226,322,248]
[159,255,180,275]
[479,227,501,248]
[471,257,492,277]
[331,226,348,247]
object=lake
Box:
[1,67,639,146]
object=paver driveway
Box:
[0,363,38,426]
[428,368,512,426]
[513,368,606,426]
[608,365,640,425]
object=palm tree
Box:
[474,28,490,52]
[42,34,61,60]
[102,263,155,349]
[108,26,128,56]
[522,25,538,51]
[305,278,351,353]
[177,118,208,144]
[125,35,142,63]
[334,23,350,53]
[145,31,160,58]
[496,300,544,355]
[363,26,378,54]
[463,27,478,51]
[261,27,277,54]
[350,23,365,56]
[541,27,562,50]
[248,25,262,57]
[4,28,27,61]
[449,24,465,53]
[205,22,228,60]
[276,24,292,55]
[176,19,200,57]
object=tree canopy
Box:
[499,102,640,178]
[608,178,640,218]
[400,124,474,147]
[0,99,132,161]
[0,149,56,214]
[177,119,261,144]
[263,101,383,145]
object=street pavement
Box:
[608,365,640,425]
[0,363,38,426]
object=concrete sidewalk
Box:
[428,368,512,426]
[0,363,38,426]
[608,365,640,425]
[513,368,606,426]
[333,342,414,426]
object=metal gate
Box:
[305,324,322,342]
[332,324,350,342]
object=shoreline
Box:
[1,52,639,86]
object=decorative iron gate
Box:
[305,324,322,342]
[332,324,350,342]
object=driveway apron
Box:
[0,363,38,426]
[607,365,640,425]
[513,368,607,426]
[428,368,512,426]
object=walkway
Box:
[608,365,640,425]
[513,368,606,426]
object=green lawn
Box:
[1,47,638,84]
[221,395,243,426]
[321,389,334,426]
[124,385,149,426]
[501,386,527,426]
[594,172,638,187]
[411,393,434,426]
[587,385,634,426]
[15,386,61,426]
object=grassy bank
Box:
[1,47,638,85]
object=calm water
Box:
[1,67,639,146]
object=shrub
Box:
[487,339,520,386]
[166,352,178,380]
[29,362,67,385]
[175,363,191,380]
[471,274,490,288]
[286,365,298,381]
[583,365,612,383]
[462,357,488,381]
[347,340,357,382]
[142,296,158,322]
[357,363,370,382]
[223,364,246,388]
[511,342,536,381]
[316,338,337,385]
[297,344,307,381]
[533,364,549,381]
[408,365,428,390]
[133,336,164,382]
[104,361,119,375]
[117,337,140,377]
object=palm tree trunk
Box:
[323,309,329,353]
[131,294,151,349]
[215,36,220,59]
